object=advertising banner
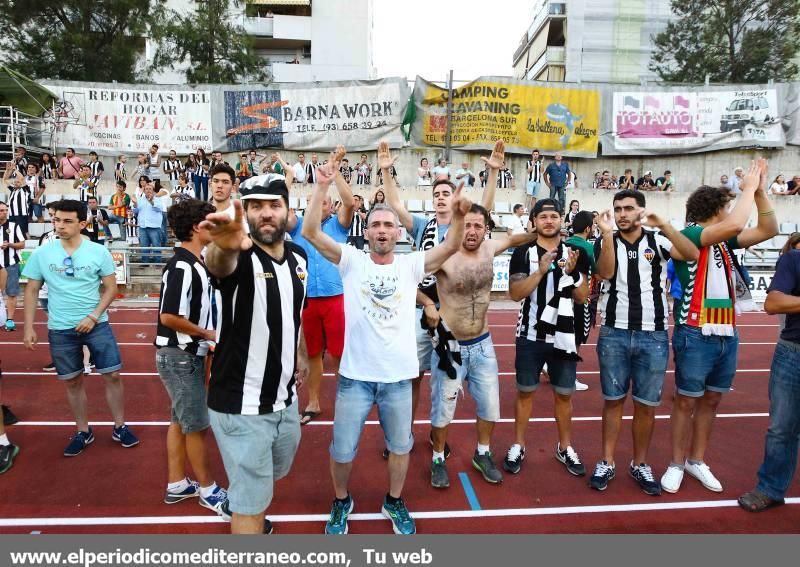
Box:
[217,78,409,152]
[492,254,511,292]
[748,271,774,304]
[41,82,213,156]
[412,76,601,157]
[604,86,785,155]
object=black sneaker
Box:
[1,405,18,426]
[589,460,616,491]
[472,451,503,484]
[0,444,19,474]
[556,444,586,476]
[431,458,449,488]
[42,362,56,372]
[263,518,273,534]
[630,462,662,496]
[503,444,525,474]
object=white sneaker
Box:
[575,380,589,391]
[684,460,723,492]
[660,465,684,493]
[83,366,92,375]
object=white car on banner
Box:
[719,96,773,133]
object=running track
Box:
[0,307,798,534]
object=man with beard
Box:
[200,174,309,535]
[382,140,503,457]
[428,202,537,488]
[504,199,590,477]
[589,190,699,495]
[302,153,470,535]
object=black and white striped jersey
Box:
[7,185,30,217]
[527,160,542,182]
[88,160,104,178]
[0,221,25,267]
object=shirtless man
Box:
[427,202,536,487]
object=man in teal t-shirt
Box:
[22,199,139,458]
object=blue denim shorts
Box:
[48,321,122,380]
[416,307,433,373]
[330,376,413,463]
[526,180,543,197]
[4,264,20,297]
[597,326,668,406]
[672,324,739,397]
[515,337,577,395]
[209,402,300,516]
[430,332,500,427]
[156,348,209,434]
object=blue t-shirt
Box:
[666,259,683,300]
[544,161,570,188]
[769,250,800,344]
[22,239,116,330]
[290,215,350,297]
[410,214,448,249]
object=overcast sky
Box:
[372,0,532,84]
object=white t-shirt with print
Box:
[337,245,425,383]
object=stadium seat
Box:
[495,201,511,214]
[780,222,797,234]
[28,223,50,238]
[425,199,435,212]
[407,199,424,212]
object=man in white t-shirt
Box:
[506,203,527,236]
[301,152,470,536]
[292,153,308,184]
[432,158,451,181]
[455,162,474,188]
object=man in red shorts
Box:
[287,146,355,423]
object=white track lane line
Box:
[1,498,798,527]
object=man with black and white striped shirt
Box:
[525,149,543,209]
[589,190,699,495]
[346,194,367,250]
[201,175,308,535]
[73,165,98,203]
[87,152,105,180]
[4,164,30,237]
[0,203,26,332]
[154,198,229,519]
[163,150,183,187]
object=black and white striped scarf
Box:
[418,216,442,292]
[538,271,584,361]
[425,317,462,380]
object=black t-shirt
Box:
[770,250,800,343]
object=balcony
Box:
[546,46,565,64]
[271,62,313,82]
[243,16,274,37]
[273,14,312,41]
[513,1,567,66]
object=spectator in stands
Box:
[498,161,514,189]
[417,158,433,186]
[591,172,602,188]
[57,148,83,180]
[247,150,260,176]
[235,154,251,185]
[0,201,26,331]
[136,175,150,201]
[108,180,134,230]
[210,151,228,168]
[636,171,656,191]
[163,150,182,188]
[132,154,148,184]
[13,147,27,176]
[134,182,166,264]
[194,149,211,201]
[338,158,352,183]
[769,174,790,195]
[656,170,675,192]
[4,163,31,237]
[292,153,308,184]
[147,145,163,191]
[355,154,372,186]
[347,194,368,250]
[544,152,570,214]
[729,167,744,194]
[125,210,139,245]
[455,161,475,188]
[375,163,398,187]
[786,175,800,195]
[564,199,580,235]
[73,165,98,203]
[619,169,636,190]
[171,175,196,204]
[24,163,46,223]
[596,170,616,190]
[82,197,111,243]
[506,203,527,236]
[370,189,385,209]
[39,152,57,180]
[115,155,128,182]
[87,151,105,182]
[432,158,450,180]
[720,174,731,189]
[184,153,198,184]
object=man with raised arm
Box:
[286,146,354,425]
[380,139,503,458]
[301,151,470,536]
[661,159,778,494]
[588,190,699,495]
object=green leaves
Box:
[649,0,800,83]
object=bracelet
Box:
[759,210,775,217]
[87,314,99,322]
[422,303,435,309]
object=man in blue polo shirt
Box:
[286,147,355,425]
[544,152,570,214]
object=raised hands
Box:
[199,200,251,252]
[450,181,472,219]
[537,249,557,275]
[740,159,765,194]
[377,140,399,171]
[563,248,580,274]
[315,149,341,186]
[641,209,667,230]
[596,209,613,234]
[480,139,505,170]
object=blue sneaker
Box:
[112,425,139,448]
[325,495,354,535]
[164,480,200,504]
[64,429,94,457]
[5,320,15,332]
[382,496,415,535]
[199,486,230,518]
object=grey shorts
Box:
[209,402,301,516]
[4,264,20,297]
[156,348,210,434]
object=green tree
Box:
[650,0,800,83]
[150,0,270,84]
[0,0,164,82]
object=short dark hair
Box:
[52,199,87,222]
[613,189,646,208]
[513,203,524,213]
[686,185,734,223]
[664,170,671,175]
[116,180,127,189]
[432,178,456,192]
[89,151,98,157]
[67,147,75,153]
[169,199,216,242]
[209,163,236,183]
[572,211,594,234]
[468,203,490,225]
[532,148,540,154]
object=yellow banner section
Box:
[418,79,601,156]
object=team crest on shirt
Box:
[557,257,568,270]
[295,265,306,281]
[643,248,656,263]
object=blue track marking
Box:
[458,472,482,511]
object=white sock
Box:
[167,478,191,493]
[432,451,445,462]
[477,444,491,455]
[199,483,218,498]
[0,433,9,446]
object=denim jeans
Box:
[755,340,800,500]
[48,321,122,380]
[597,327,668,406]
[106,213,125,238]
[673,324,739,396]
[139,227,162,263]
[549,185,566,213]
[194,177,209,202]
